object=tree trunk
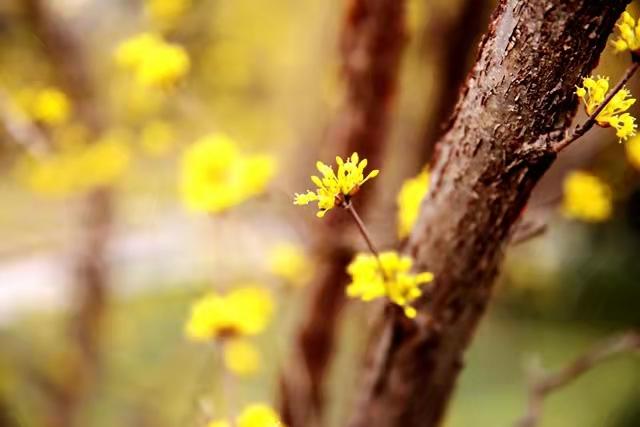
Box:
[347,1,629,426]
[278,0,407,426]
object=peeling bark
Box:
[347,1,629,426]
[277,0,407,425]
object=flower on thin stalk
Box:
[293,152,379,217]
[575,75,637,141]
[346,251,434,319]
[611,11,640,54]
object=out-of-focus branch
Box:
[0,90,50,156]
[346,1,629,426]
[515,331,640,427]
[277,0,407,426]
[23,1,112,426]
[417,0,490,165]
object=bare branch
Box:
[515,331,640,427]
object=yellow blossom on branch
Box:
[346,251,434,319]
[223,339,261,377]
[115,32,190,88]
[15,86,71,126]
[208,403,283,427]
[575,75,637,141]
[396,169,430,239]
[180,133,275,213]
[294,152,379,217]
[611,11,640,54]
[561,171,613,223]
[184,287,274,342]
[267,243,313,287]
[236,403,283,427]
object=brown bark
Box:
[418,0,490,164]
[24,1,111,426]
[347,1,629,426]
[277,0,407,426]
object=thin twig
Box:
[554,61,640,152]
[514,330,640,427]
[510,219,548,246]
[344,201,381,258]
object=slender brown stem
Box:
[515,331,640,427]
[555,60,640,152]
[344,201,381,258]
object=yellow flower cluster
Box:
[561,171,613,223]
[611,11,640,54]
[145,0,191,29]
[346,251,434,319]
[625,134,640,169]
[184,287,274,342]
[207,403,283,427]
[267,243,312,288]
[15,86,71,126]
[115,33,190,88]
[223,339,261,377]
[396,169,430,239]
[575,76,637,141]
[17,133,131,197]
[294,153,379,217]
[181,133,275,213]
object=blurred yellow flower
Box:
[15,86,71,126]
[625,134,640,169]
[237,403,283,427]
[562,171,613,222]
[17,132,131,197]
[267,243,312,287]
[575,75,637,141]
[396,169,430,239]
[346,251,434,319]
[181,133,275,213]
[294,152,379,217]
[145,0,191,29]
[611,11,640,53]
[115,32,190,88]
[208,421,231,427]
[140,120,175,156]
[223,339,261,377]
[185,287,274,342]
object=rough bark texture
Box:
[24,1,111,426]
[277,0,407,426]
[347,1,629,426]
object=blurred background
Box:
[0,0,639,426]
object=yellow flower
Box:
[145,0,191,29]
[115,33,190,88]
[185,287,274,342]
[625,134,640,169]
[561,171,613,222]
[180,133,275,213]
[15,86,71,126]
[611,11,640,53]
[294,152,379,217]
[575,75,637,141]
[346,251,434,319]
[17,131,131,197]
[237,403,283,427]
[396,169,430,239]
[223,339,261,377]
[208,421,231,427]
[267,243,312,287]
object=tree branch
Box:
[277,0,407,425]
[346,1,629,426]
[515,331,640,427]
